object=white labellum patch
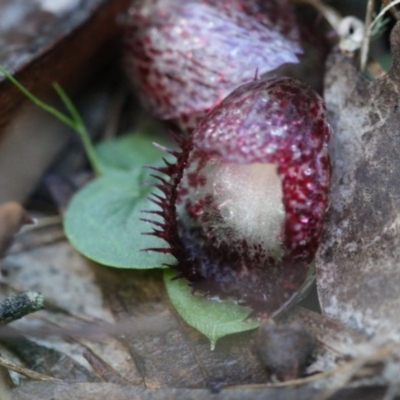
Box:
[38,0,80,14]
[176,150,285,260]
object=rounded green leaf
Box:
[96,131,175,174]
[64,170,175,268]
[164,269,259,350]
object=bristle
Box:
[162,157,175,168]
[142,182,171,197]
[153,142,180,157]
[153,184,172,196]
[150,174,170,186]
[150,166,171,175]
[142,247,172,254]
[148,193,165,203]
[139,134,192,280]
[144,157,182,177]
[141,180,156,187]
[141,210,165,217]
[171,271,185,280]
[143,165,164,173]
[169,131,187,147]
[140,218,166,228]
[147,196,164,209]
[141,229,165,238]
[152,229,166,237]
[163,263,178,269]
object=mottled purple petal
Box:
[125,0,302,131]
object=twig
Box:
[0,280,96,323]
[30,314,108,345]
[19,215,62,233]
[360,0,375,72]
[369,0,400,34]
[82,347,132,385]
[0,292,44,324]
[0,355,61,382]
[0,314,172,341]
[361,0,400,73]
[382,0,400,20]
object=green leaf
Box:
[64,170,175,269]
[164,269,259,350]
[95,131,175,174]
[65,130,178,269]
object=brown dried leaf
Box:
[0,354,59,383]
[82,346,131,385]
[2,240,140,384]
[284,308,367,366]
[0,202,32,258]
[316,22,400,338]
[95,267,269,389]
[1,224,394,394]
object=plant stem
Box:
[76,124,102,175]
[0,64,102,175]
[53,84,102,175]
[0,65,75,130]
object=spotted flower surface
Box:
[146,77,331,315]
[125,0,302,132]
